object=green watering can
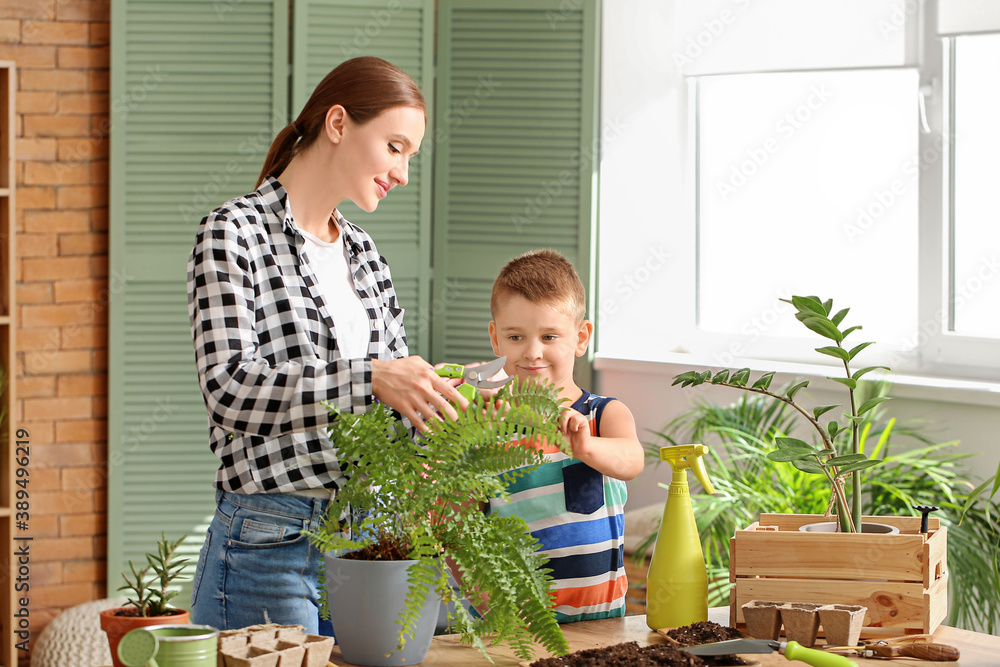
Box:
[118,624,219,667]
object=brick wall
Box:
[3,0,112,654]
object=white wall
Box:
[597,0,1000,511]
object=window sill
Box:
[593,352,1000,409]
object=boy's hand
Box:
[560,408,591,457]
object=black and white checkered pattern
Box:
[187,177,408,494]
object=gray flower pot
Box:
[325,556,440,666]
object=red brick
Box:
[17,374,56,398]
[0,1,56,21]
[62,465,107,489]
[16,185,56,210]
[58,373,106,396]
[15,136,57,160]
[23,348,93,374]
[93,348,107,372]
[18,232,59,257]
[23,113,91,137]
[23,160,90,185]
[16,280,53,303]
[58,91,107,115]
[22,302,104,328]
[53,277,101,302]
[57,135,108,162]
[63,559,105,583]
[56,419,106,443]
[23,255,91,281]
[89,21,109,45]
[57,186,107,209]
[92,392,107,417]
[0,18,18,40]
[13,419,54,444]
[27,583,95,608]
[60,324,107,349]
[29,442,96,468]
[31,489,97,515]
[57,0,110,21]
[23,208,90,232]
[16,327,60,351]
[15,90,58,113]
[20,67,88,91]
[28,466,62,492]
[21,20,89,45]
[0,43,56,67]
[90,158,108,184]
[58,44,108,69]
[90,253,108,276]
[88,67,108,91]
[91,206,108,231]
[29,514,60,538]
[28,561,64,586]
[23,395,92,421]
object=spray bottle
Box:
[645,444,716,630]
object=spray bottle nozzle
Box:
[660,444,716,495]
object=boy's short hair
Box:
[491,249,587,322]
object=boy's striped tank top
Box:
[489,389,628,622]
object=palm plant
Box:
[639,383,1000,633]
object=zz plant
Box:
[306,377,570,662]
[673,295,887,532]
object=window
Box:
[597,0,1000,380]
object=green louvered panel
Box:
[293,0,434,358]
[108,0,287,593]
[432,0,600,362]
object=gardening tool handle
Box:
[896,643,960,661]
[784,641,858,667]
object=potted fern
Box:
[671,296,950,634]
[306,378,571,666]
[100,533,190,667]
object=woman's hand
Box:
[371,356,468,432]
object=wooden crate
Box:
[729,514,948,636]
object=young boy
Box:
[487,248,645,622]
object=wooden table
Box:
[328,608,1000,666]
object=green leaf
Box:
[813,404,839,419]
[830,377,858,390]
[827,420,839,437]
[847,342,874,360]
[858,396,891,416]
[775,437,813,450]
[672,371,701,387]
[852,365,889,380]
[830,308,849,326]
[836,459,882,475]
[821,298,833,315]
[711,369,730,384]
[730,368,751,387]
[751,371,776,390]
[785,380,810,400]
[767,448,815,462]
[841,325,862,338]
[792,295,826,316]
[791,459,826,474]
[816,345,850,361]
[802,316,843,342]
[826,454,868,466]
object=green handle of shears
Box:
[784,641,857,667]
[456,382,477,402]
[435,364,464,379]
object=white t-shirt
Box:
[298,221,371,360]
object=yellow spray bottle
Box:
[646,444,716,630]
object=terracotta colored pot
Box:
[100,606,190,667]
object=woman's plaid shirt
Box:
[187,177,407,494]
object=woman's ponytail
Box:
[256,123,302,188]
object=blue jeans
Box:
[190,490,333,634]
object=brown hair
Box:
[491,249,587,323]
[256,56,426,187]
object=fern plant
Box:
[306,377,571,662]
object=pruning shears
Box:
[435,356,512,402]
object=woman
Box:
[186,57,463,634]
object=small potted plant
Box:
[306,377,571,666]
[100,532,191,667]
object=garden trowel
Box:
[683,638,857,666]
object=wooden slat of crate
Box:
[757,513,940,533]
